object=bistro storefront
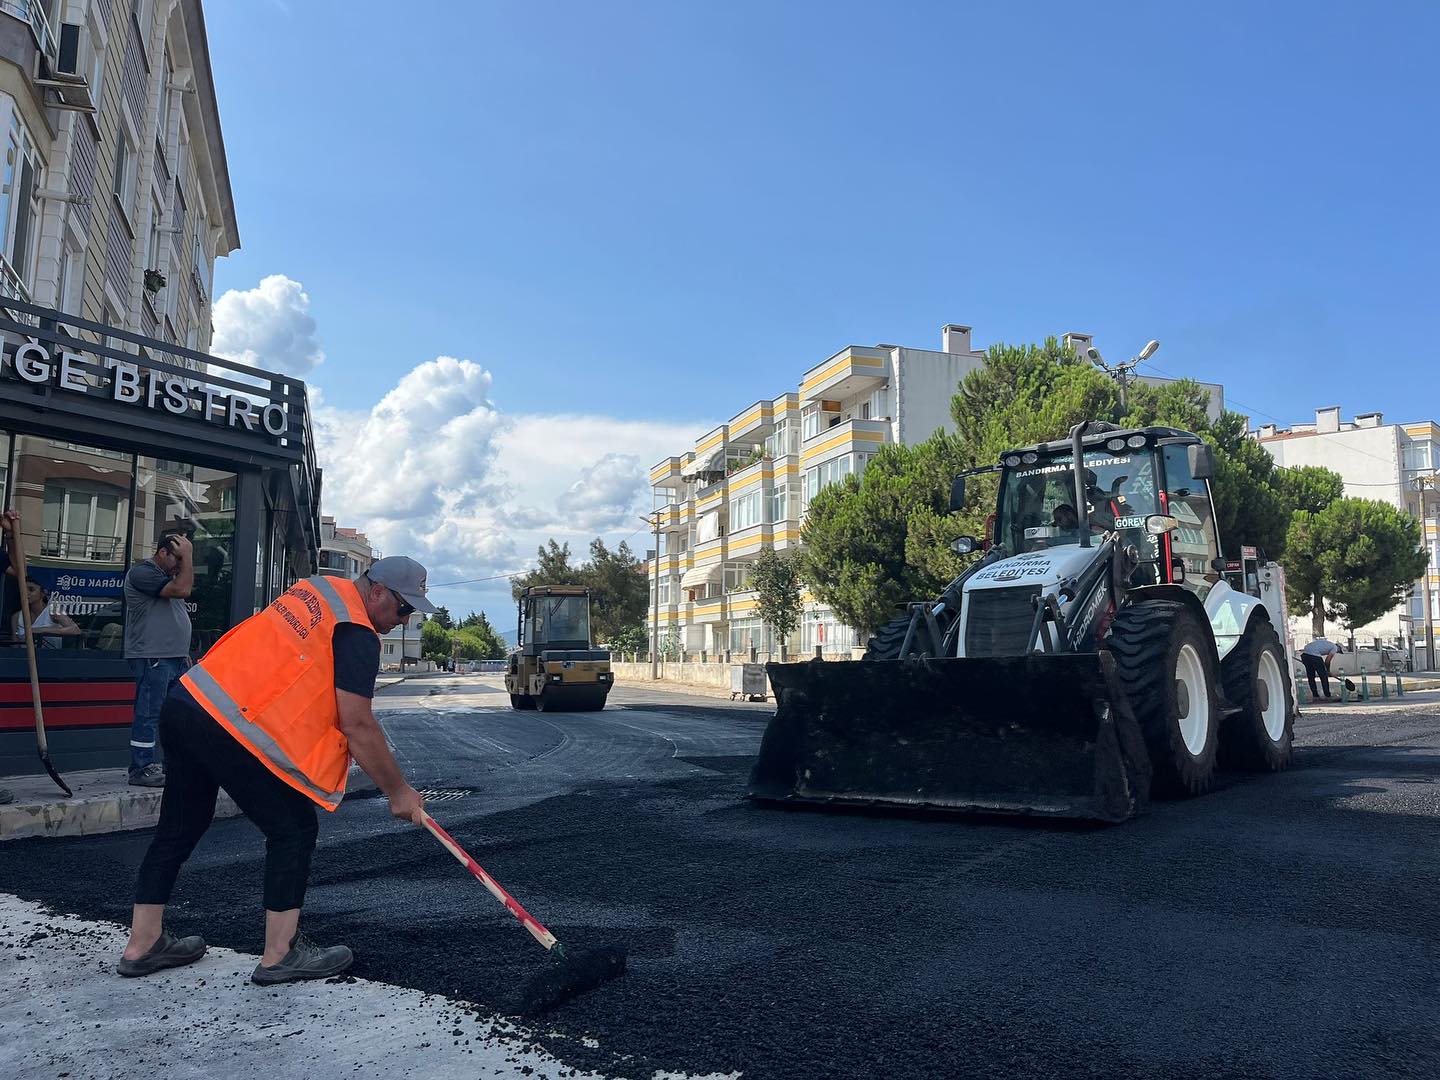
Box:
[0,297,321,775]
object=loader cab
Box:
[992,429,1221,595]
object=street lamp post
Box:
[641,512,661,680]
[1087,339,1160,411]
[1413,475,1437,671]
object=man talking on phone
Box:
[123,529,195,787]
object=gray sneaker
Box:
[251,931,353,985]
[117,929,207,977]
[129,764,166,788]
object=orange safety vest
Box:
[181,576,376,811]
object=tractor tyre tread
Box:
[864,615,914,660]
[1108,599,1220,798]
[1220,618,1294,771]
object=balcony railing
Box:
[41,530,125,561]
[0,251,30,307]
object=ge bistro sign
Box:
[3,339,289,436]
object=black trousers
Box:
[1301,653,1331,698]
[134,688,320,912]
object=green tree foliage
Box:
[431,606,454,630]
[801,435,968,634]
[608,623,648,655]
[582,539,647,643]
[752,547,804,652]
[1274,465,1346,515]
[457,610,507,659]
[420,618,453,667]
[1282,499,1428,636]
[510,540,575,599]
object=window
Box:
[2,119,42,287]
[729,490,762,531]
[88,18,107,108]
[766,488,789,524]
[113,129,136,211]
[1161,444,1220,600]
[804,454,859,501]
[157,49,174,145]
[724,564,753,593]
[145,193,163,278]
[763,421,800,459]
[3,437,134,653]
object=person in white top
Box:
[10,578,81,649]
[1300,637,1340,700]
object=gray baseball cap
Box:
[367,556,438,614]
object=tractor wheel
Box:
[1108,600,1220,797]
[1220,618,1294,771]
[510,693,535,710]
[864,615,913,660]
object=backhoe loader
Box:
[749,421,1297,822]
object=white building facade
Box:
[645,325,1224,661]
[317,515,376,579]
[1257,407,1439,666]
[2,0,236,344]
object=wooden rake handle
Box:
[421,811,559,952]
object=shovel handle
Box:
[421,811,559,952]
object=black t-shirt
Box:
[332,623,381,698]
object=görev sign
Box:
[5,340,288,436]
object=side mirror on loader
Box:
[951,536,980,554]
[1188,442,1215,480]
[948,476,966,512]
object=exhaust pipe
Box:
[1071,422,1091,549]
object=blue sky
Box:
[202,1,1437,620]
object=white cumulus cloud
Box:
[212,274,325,375]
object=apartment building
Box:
[645,324,983,659]
[1257,407,1439,665]
[318,515,376,579]
[646,325,1228,660]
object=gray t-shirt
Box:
[124,559,192,659]
[1302,638,1339,658]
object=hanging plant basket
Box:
[143,269,167,293]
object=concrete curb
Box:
[0,768,240,842]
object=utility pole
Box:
[1087,339,1160,412]
[1415,475,1437,671]
[641,512,661,680]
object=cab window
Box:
[1160,444,1219,600]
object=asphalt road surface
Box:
[2,674,1438,1079]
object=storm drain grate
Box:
[417,787,472,802]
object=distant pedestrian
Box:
[118,558,434,984]
[123,531,195,787]
[1301,637,1340,700]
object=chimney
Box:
[1316,406,1341,434]
[1258,424,1278,438]
[1063,332,1093,359]
[942,324,973,354]
[1354,412,1383,428]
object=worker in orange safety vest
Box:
[117,557,436,984]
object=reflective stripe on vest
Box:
[185,663,346,807]
[306,575,354,624]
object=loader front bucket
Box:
[748,654,1151,823]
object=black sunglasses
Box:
[387,588,414,618]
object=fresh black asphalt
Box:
[2,677,1437,1079]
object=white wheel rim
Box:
[1259,648,1286,742]
[1175,643,1211,756]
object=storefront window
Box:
[3,436,133,651]
[133,457,237,656]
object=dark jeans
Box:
[128,656,191,775]
[1302,653,1331,698]
[134,689,319,912]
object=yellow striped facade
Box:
[800,426,886,463]
[800,349,886,398]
